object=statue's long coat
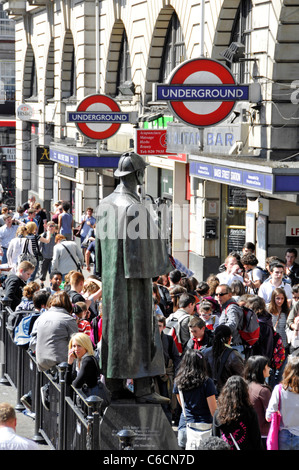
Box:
[95,184,172,379]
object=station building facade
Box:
[4,0,299,280]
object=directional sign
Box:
[70,94,125,140]
[156,58,250,128]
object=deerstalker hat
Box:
[114,151,149,177]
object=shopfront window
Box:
[221,185,247,258]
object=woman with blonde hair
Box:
[24,221,51,281]
[7,225,28,273]
[66,333,103,398]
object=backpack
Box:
[270,331,285,370]
[255,266,269,283]
[164,312,189,354]
[14,311,40,349]
[225,302,260,347]
[6,310,33,339]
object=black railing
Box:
[0,302,102,450]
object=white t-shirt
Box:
[216,271,243,286]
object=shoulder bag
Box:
[61,242,82,272]
[17,238,37,267]
[178,388,212,450]
[266,384,282,450]
[81,355,111,409]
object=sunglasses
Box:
[215,292,228,297]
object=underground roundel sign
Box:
[69,94,124,140]
[156,58,249,128]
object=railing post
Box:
[117,429,136,450]
[15,346,25,411]
[86,396,102,450]
[30,353,45,443]
[57,362,68,450]
[0,303,9,384]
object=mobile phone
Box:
[72,350,77,358]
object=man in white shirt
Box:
[258,262,292,304]
[0,402,39,450]
[216,255,244,286]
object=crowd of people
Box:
[153,242,299,450]
[1,196,299,451]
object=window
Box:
[160,13,186,83]
[0,5,14,39]
[230,0,252,83]
[116,30,133,97]
[0,61,15,101]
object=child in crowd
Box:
[196,300,219,331]
[74,302,91,336]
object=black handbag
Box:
[82,356,111,408]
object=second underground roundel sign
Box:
[74,94,122,140]
[159,58,244,128]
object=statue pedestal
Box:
[100,401,179,450]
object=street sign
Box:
[70,94,126,140]
[135,129,175,156]
[155,58,250,128]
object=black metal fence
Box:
[0,301,102,450]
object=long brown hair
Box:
[268,287,289,316]
[282,356,299,394]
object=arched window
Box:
[160,13,186,83]
[116,30,134,98]
[230,0,252,83]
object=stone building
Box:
[3,0,299,279]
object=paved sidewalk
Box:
[0,380,50,450]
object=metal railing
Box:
[0,301,103,450]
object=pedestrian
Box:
[173,349,217,449]
[0,214,18,263]
[79,207,96,255]
[0,402,39,450]
[258,262,292,304]
[58,201,73,240]
[216,255,244,286]
[15,281,40,311]
[65,333,111,412]
[35,291,78,372]
[245,295,275,359]
[186,316,214,351]
[4,261,35,310]
[266,355,299,450]
[243,355,272,449]
[33,202,47,234]
[73,302,91,336]
[216,284,244,356]
[155,315,181,424]
[212,375,264,450]
[202,324,244,396]
[196,300,219,331]
[46,270,63,295]
[51,234,84,279]
[50,201,62,224]
[24,208,39,229]
[39,221,57,287]
[6,225,28,274]
[25,221,51,281]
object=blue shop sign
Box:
[49,148,120,169]
[190,161,274,193]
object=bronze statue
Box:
[95,152,172,403]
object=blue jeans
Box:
[279,429,299,450]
